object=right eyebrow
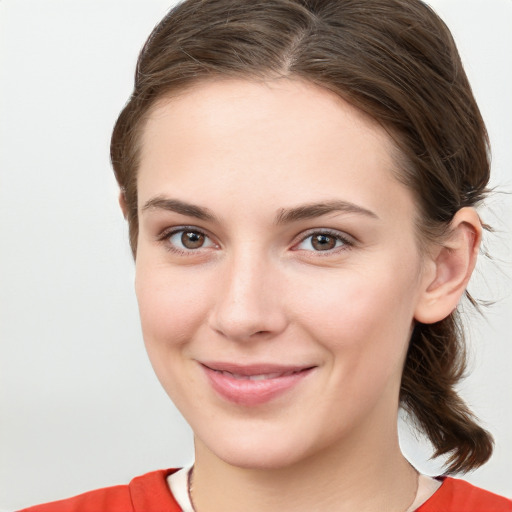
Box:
[141,196,217,222]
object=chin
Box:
[195,423,322,471]
[217,446,304,471]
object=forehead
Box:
[137,78,414,221]
[141,77,391,163]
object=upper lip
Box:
[200,361,315,376]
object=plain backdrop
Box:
[0,1,511,510]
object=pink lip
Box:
[200,362,315,406]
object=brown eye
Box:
[165,228,216,253]
[294,231,351,253]
[311,234,337,251]
[181,231,205,249]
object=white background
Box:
[0,1,511,510]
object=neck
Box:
[190,418,418,512]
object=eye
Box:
[163,228,217,253]
[294,231,352,252]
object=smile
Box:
[200,362,315,406]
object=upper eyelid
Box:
[294,227,355,244]
[157,225,211,240]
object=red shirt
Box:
[418,477,512,512]
[19,469,512,512]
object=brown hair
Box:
[110,0,493,473]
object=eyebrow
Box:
[141,196,378,224]
[141,196,217,222]
[275,200,379,225]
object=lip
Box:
[200,361,315,406]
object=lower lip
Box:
[201,365,314,406]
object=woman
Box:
[19,0,512,510]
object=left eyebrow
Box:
[275,200,379,225]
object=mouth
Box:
[199,362,316,406]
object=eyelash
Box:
[293,229,354,255]
[156,227,355,256]
[157,226,217,255]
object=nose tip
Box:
[208,264,288,342]
[210,296,287,342]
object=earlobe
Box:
[414,207,482,324]
[118,190,128,219]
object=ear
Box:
[414,207,482,324]
[118,190,128,219]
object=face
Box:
[135,79,431,469]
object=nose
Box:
[208,251,288,342]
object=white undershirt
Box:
[167,466,442,512]
[406,474,442,512]
[168,465,195,512]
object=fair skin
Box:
[129,78,481,512]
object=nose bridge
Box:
[209,245,286,341]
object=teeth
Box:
[248,372,282,380]
[219,370,297,380]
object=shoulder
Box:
[418,477,512,512]
[17,469,182,512]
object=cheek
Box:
[293,260,419,361]
[134,262,215,406]
[293,266,419,419]
[135,262,211,350]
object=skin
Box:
[131,78,481,512]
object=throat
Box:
[186,438,421,512]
